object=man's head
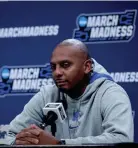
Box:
[50,39,92,91]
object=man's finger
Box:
[21,124,39,132]
[28,128,41,136]
[16,139,32,145]
[30,124,40,129]
[16,137,39,145]
[16,131,38,139]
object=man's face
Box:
[50,45,87,90]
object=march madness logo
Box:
[73,10,137,43]
[0,64,54,97]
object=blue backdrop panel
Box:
[0,1,138,142]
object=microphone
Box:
[40,102,67,130]
[43,103,67,123]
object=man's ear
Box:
[84,59,92,74]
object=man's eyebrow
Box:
[59,60,71,63]
[50,60,71,64]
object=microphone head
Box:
[43,103,67,123]
[45,111,58,125]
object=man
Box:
[6,39,134,145]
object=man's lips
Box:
[55,80,67,85]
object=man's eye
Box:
[61,63,70,68]
[51,64,56,70]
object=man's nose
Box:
[54,67,63,77]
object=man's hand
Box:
[16,124,59,145]
[30,125,59,145]
[16,125,39,145]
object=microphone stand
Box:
[51,122,57,136]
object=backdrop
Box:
[0,1,138,142]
